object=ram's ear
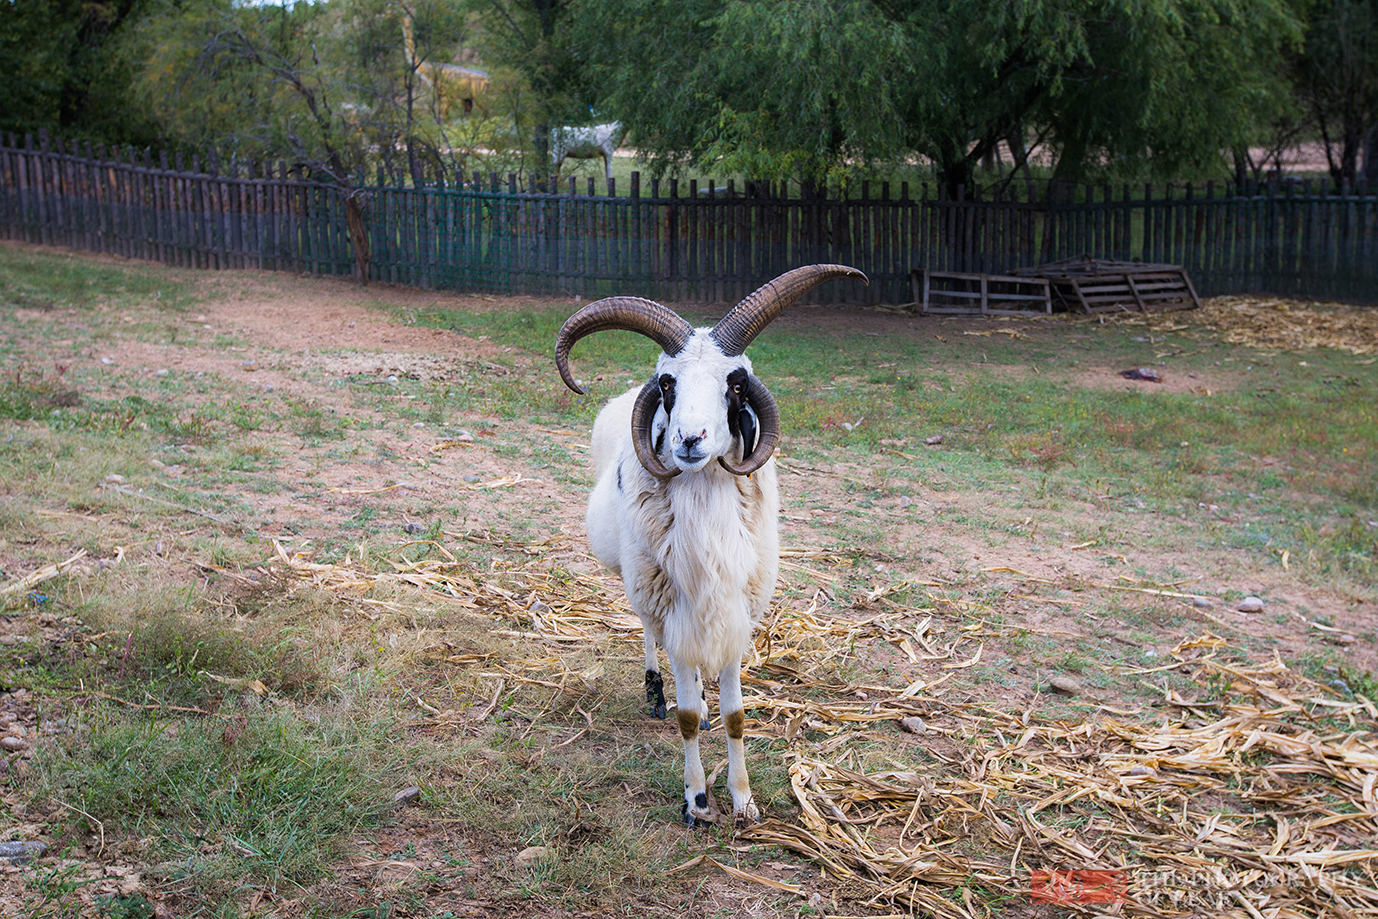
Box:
[719,374,778,476]
[737,403,758,457]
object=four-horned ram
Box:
[555,264,867,827]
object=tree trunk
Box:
[344,192,371,284]
[1364,124,1378,185]
[1231,146,1250,190]
[1049,134,1087,203]
[534,120,551,180]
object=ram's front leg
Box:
[671,657,712,826]
[719,662,759,827]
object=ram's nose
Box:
[673,428,710,468]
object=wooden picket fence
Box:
[3,133,1377,305]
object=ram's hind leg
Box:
[719,663,758,827]
[643,631,666,719]
[671,658,712,826]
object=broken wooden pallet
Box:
[911,269,1052,316]
[1012,256,1202,313]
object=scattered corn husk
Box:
[0,549,88,605]
[229,537,1377,918]
[1110,295,1378,355]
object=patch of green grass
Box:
[35,705,397,898]
[286,396,347,442]
[21,859,94,919]
[0,245,193,313]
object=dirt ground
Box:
[0,248,1375,916]
[56,268,1371,664]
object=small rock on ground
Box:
[0,841,45,866]
[1049,676,1082,696]
[1237,596,1265,613]
[515,845,550,867]
[899,716,927,735]
[391,785,422,807]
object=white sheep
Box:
[555,265,867,827]
[550,122,625,183]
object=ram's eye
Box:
[660,380,671,390]
[731,384,742,394]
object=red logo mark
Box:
[1030,869,1128,904]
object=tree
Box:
[569,0,920,185]
[0,0,162,146]
[569,0,1304,194]
[1297,0,1378,183]
[469,0,589,175]
[138,0,379,278]
[1037,1,1303,191]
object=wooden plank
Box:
[1124,274,1147,310]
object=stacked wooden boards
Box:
[1012,256,1202,313]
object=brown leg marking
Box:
[677,709,700,740]
[725,710,745,740]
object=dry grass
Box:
[1142,296,1378,355]
[243,537,1378,919]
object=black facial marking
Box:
[725,367,758,453]
[616,465,623,493]
[645,669,666,719]
[694,792,708,809]
[658,373,676,415]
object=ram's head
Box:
[556,265,867,478]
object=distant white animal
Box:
[555,264,868,827]
[550,122,625,182]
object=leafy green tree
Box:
[469,0,591,173]
[570,0,1303,193]
[1297,0,1378,183]
[137,0,384,278]
[0,0,162,146]
[1037,1,1303,191]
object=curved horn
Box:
[630,377,679,479]
[710,264,868,357]
[718,374,779,476]
[555,297,694,394]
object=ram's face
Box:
[652,334,758,473]
[554,265,865,479]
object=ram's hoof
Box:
[733,801,760,830]
[652,702,667,719]
[681,791,714,827]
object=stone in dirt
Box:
[925,434,944,445]
[515,845,550,867]
[1192,596,1214,609]
[392,786,422,807]
[1237,596,1264,613]
[1049,676,1081,695]
[899,716,928,734]
[0,841,46,865]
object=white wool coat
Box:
[586,388,780,676]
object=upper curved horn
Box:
[555,297,694,394]
[710,264,868,357]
